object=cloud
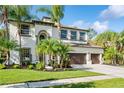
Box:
[70,20,109,33]
[70,20,90,29]
[100,5,124,19]
[91,21,109,33]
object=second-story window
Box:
[21,24,29,35]
[61,30,67,39]
[79,32,85,41]
[71,31,77,40]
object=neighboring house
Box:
[8,16,104,66]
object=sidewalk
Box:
[0,75,116,88]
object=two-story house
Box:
[8,17,104,67]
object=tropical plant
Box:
[93,30,124,65]
[37,38,71,68]
[36,62,45,70]
[0,5,10,39]
[0,5,34,65]
[93,31,119,47]
[0,63,6,69]
[27,64,34,69]
[12,64,20,69]
[0,5,14,65]
[57,42,71,68]
[37,38,59,62]
[0,37,18,64]
[104,47,117,64]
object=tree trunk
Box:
[3,7,10,65]
[55,22,62,65]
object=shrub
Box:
[48,61,59,68]
[0,58,4,64]
[0,64,6,69]
[27,64,34,69]
[48,60,54,66]
[22,61,31,66]
[12,64,20,69]
[36,62,45,70]
[53,62,59,68]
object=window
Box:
[21,24,30,35]
[79,32,85,41]
[71,31,77,40]
[61,30,67,39]
[21,48,31,61]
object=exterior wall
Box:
[9,22,20,64]
[51,27,60,39]
[35,24,53,37]
[9,22,37,64]
[9,21,103,65]
[69,47,104,64]
[69,47,104,54]
[21,24,37,63]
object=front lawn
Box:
[0,69,102,85]
[48,78,124,88]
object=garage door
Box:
[69,53,86,64]
[91,54,100,64]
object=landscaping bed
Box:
[0,69,102,85]
[47,78,124,88]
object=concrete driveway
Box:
[72,64,124,78]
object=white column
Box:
[45,55,49,65]
[85,32,88,41]
[77,31,80,40]
[57,55,60,64]
[99,54,103,64]
[68,30,71,40]
[86,53,92,65]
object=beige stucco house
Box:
[8,17,104,67]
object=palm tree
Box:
[37,5,65,67]
[0,6,13,64]
[0,37,18,64]
[93,31,119,47]
[37,5,64,35]
[37,38,59,63]
[0,5,10,40]
[115,34,124,64]
[0,5,33,65]
[58,42,71,68]
[104,47,117,64]
[37,38,71,68]
[94,30,124,65]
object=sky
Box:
[1,5,123,33]
[31,5,124,33]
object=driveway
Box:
[81,64,124,78]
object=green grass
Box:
[47,78,124,88]
[0,69,102,85]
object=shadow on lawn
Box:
[47,82,96,88]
